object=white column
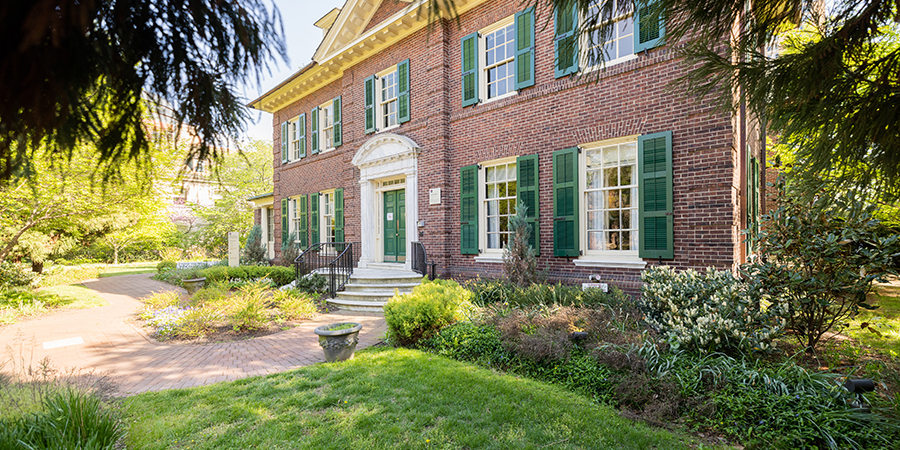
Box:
[404,171,418,271]
[358,179,374,268]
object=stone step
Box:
[334,290,404,303]
[326,298,387,313]
[342,282,420,292]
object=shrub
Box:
[273,290,317,320]
[143,306,190,339]
[0,388,123,450]
[199,265,229,282]
[422,321,509,367]
[229,283,269,331]
[0,261,37,289]
[158,246,183,261]
[295,273,327,293]
[503,202,543,286]
[191,282,230,305]
[384,278,474,347]
[177,307,223,338]
[466,278,632,309]
[226,266,249,280]
[242,225,268,265]
[744,182,899,350]
[639,266,784,355]
[36,265,100,287]
[280,231,299,266]
[156,260,176,273]
[0,289,65,324]
[268,266,296,286]
[141,291,182,310]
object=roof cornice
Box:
[249,0,487,114]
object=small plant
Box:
[640,266,784,355]
[272,289,317,320]
[503,202,543,286]
[141,291,182,310]
[384,278,474,347]
[242,225,269,265]
[295,273,327,293]
[229,283,269,331]
[0,261,37,289]
[280,231,299,266]
[156,260,177,273]
[327,323,356,331]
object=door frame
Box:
[379,182,407,263]
[352,133,420,270]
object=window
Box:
[311,98,341,152]
[364,61,409,134]
[583,0,635,68]
[321,191,335,244]
[461,8,534,107]
[320,102,334,150]
[291,198,302,242]
[483,161,517,250]
[266,207,274,242]
[281,113,306,163]
[380,70,399,129]
[482,20,516,101]
[551,132,673,265]
[583,139,638,254]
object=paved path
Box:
[0,274,386,396]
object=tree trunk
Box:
[0,220,37,262]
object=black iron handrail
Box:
[410,241,437,280]
[294,242,358,298]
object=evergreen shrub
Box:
[384,278,474,347]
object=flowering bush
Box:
[143,306,191,340]
[384,278,475,347]
[639,266,784,355]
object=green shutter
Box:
[299,195,308,249]
[334,188,344,245]
[552,148,579,257]
[634,0,665,53]
[333,97,342,147]
[460,164,479,254]
[298,113,306,158]
[515,7,535,90]
[311,107,319,154]
[461,32,479,107]
[638,131,673,259]
[517,154,540,255]
[748,155,760,250]
[310,193,319,245]
[280,122,288,163]
[398,59,411,123]
[364,75,376,133]
[280,198,288,244]
[554,3,578,78]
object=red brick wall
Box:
[362,0,410,34]
[269,0,747,294]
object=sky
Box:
[240,0,346,142]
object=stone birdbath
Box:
[182,277,207,295]
[314,322,362,362]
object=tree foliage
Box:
[0,0,285,181]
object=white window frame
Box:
[575,135,646,269]
[319,101,335,153]
[580,0,637,73]
[475,156,518,262]
[289,197,303,243]
[479,17,517,104]
[320,189,336,245]
[289,117,301,161]
[375,65,400,132]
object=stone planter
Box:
[182,277,207,295]
[314,322,362,362]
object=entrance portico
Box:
[351,133,420,271]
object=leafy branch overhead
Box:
[0,0,286,181]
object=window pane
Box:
[488,184,498,199]
[604,167,618,187]
[587,148,603,167]
[621,165,633,185]
[621,143,637,164]
[488,200,498,216]
[588,211,603,229]
[622,210,631,229]
[498,199,508,215]
[486,166,496,182]
[607,231,620,250]
[496,165,506,181]
[587,170,602,189]
[621,188,632,207]
[587,190,604,210]
[589,231,603,250]
[499,216,508,232]
[607,189,620,208]
[508,180,516,197]
[622,231,631,250]
[602,146,618,165]
[488,234,499,249]
[607,211,621,229]
[488,217,498,232]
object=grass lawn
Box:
[846,283,900,358]
[40,284,107,309]
[123,347,729,450]
[99,262,158,278]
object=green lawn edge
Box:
[122,347,732,450]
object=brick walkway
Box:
[0,274,386,396]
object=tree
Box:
[503,202,542,286]
[97,207,175,265]
[190,139,273,256]
[0,143,160,263]
[0,0,285,182]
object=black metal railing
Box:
[294,242,358,298]
[410,241,437,280]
